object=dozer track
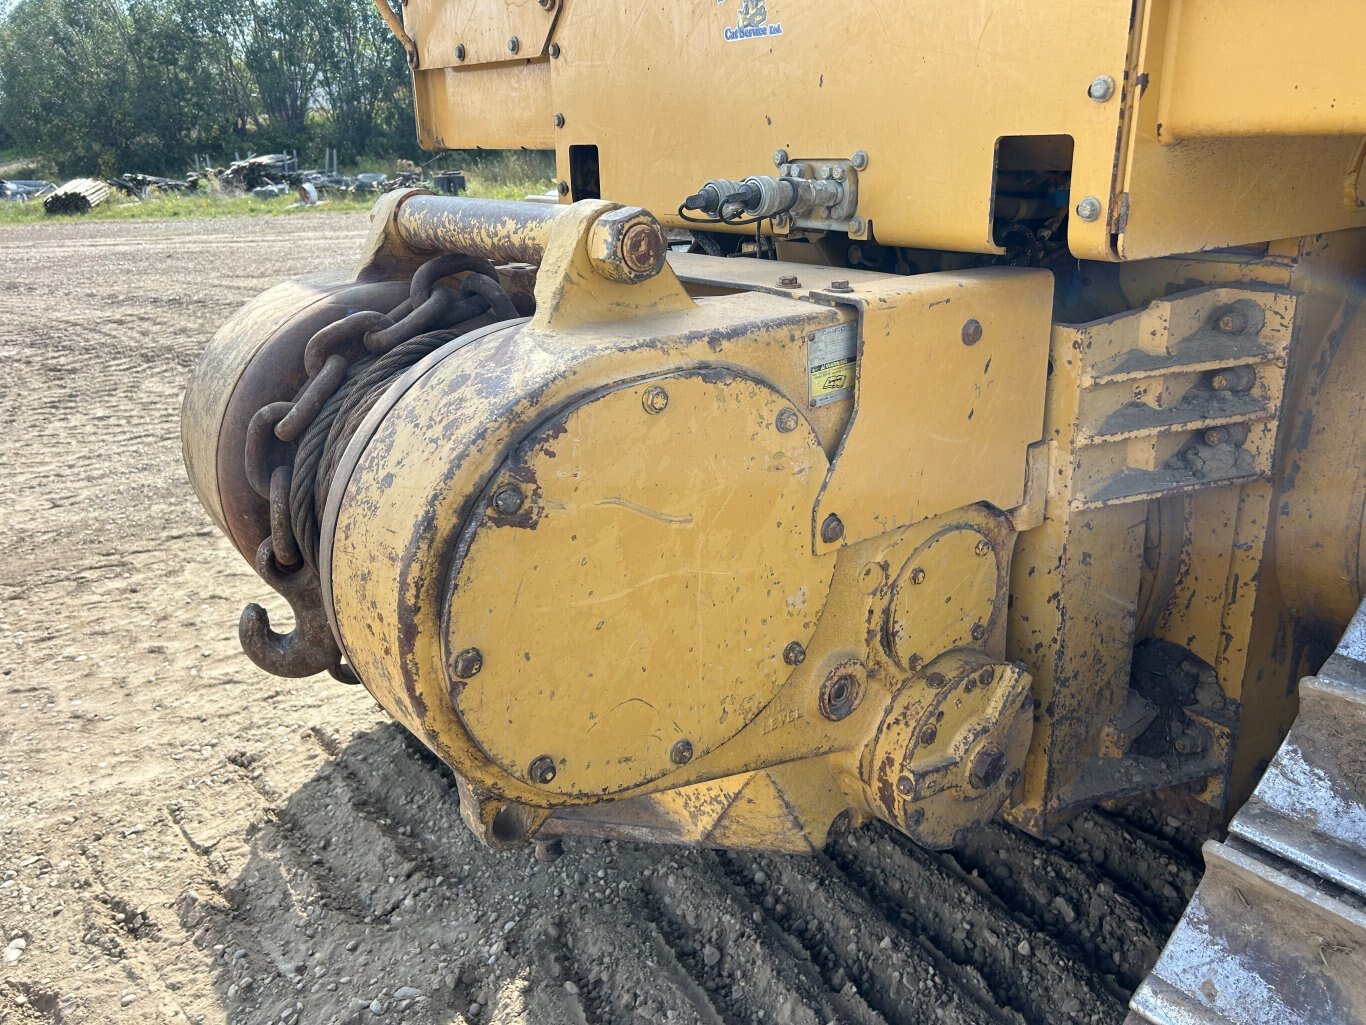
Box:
[1128,599,1366,1025]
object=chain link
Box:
[238,255,519,682]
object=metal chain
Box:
[237,255,518,680]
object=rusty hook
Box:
[238,538,344,678]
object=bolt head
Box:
[552,112,565,128]
[772,148,789,167]
[968,748,1006,790]
[970,623,987,642]
[454,43,466,61]
[451,647,483,679]
[548,41,561,58]
[919,724,938,746]
[670,739,694,765]
[782,640,806,665]
[820,513,845,544]
[974,538,991,557]
[508,35,520,53]
[925,671,946,689]
[896,775,914,796]
[492,484,524,515]
[538,0,556,8]
[1216,310,1249,334]
[961,318,984,346]
[775,408,800,434]
[910,567,926,585]
[851,149,869,171]
[619,221,665,274]
[529,755,557,784]
[828,279,853,293]
[817,166,832,180]
[1075,196,1102,222]
[1088,75,1116,102]
[848,217,866,236]
[777,274,800,288]
[831,165,847,181]
[642,385,669,415]
[557,180,569,196]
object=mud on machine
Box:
[182,2,1366,1020]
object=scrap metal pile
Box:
[10,154,465,216]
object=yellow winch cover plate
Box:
[444,370,833,798]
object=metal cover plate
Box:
[444,371,833,797]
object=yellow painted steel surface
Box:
[400,0,1366,260]
[447,371,833,797]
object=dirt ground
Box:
[0,214,1201,1025]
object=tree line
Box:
[0,0,418,177]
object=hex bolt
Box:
[451,647,483,679]
[557,180,569,196]
[907,807,925,828]
[552,112,565,128]
[1088,75,1116,102]
[896,775,914,796]
[777,274,800,288]
[974,538,991,557]
[1210,365,1256,392]
[919,724,938,747]
[979,667,995,687]
[970,623,987,642]
[961,318,983,346]
[772,148,789,167]
[619,222,665,274]
[848,217,867,236]
[828,279,854,293]
[910,566,926,585]
[925,671,946,688]
[817,166,832,180]
[968,748,1007,790]
[641,385,669,415]
[529,755,557,784]
[534,839,563,863]
[1075,196,1102,222]
[548,42,562,58]
[670,739,694,765]
[851,150,869,170]
[775,408,800,434]
[492,484,524,515]
[1217,309,1249,334]
[831,165,847,182]
[1204,426,1229,447]
[454,43,466,61]
[507,35,520,54]
[820,513,845,543]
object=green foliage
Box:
[0,0,422,177]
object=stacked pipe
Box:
[43,178,112,215]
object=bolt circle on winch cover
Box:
[442,370,834,798]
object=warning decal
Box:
[808,322,857,407]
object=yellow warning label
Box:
[807,322,857,407]
[810,357,855,406]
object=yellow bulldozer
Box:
[181,2,1366,1021]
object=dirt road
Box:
[0,214,1200,1025]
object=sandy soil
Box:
[0,214,1201,1025]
